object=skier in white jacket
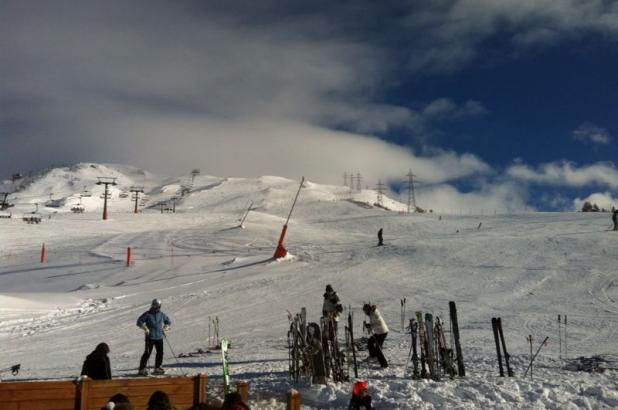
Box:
[363,303,389,368]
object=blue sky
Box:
[1,1,617,211]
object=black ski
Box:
[491,317,504,377]
[497,318,514,377]
[449,301,465,377]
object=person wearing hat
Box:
[81,342,112,380]
[137,299,171,376]
[323,284,343,338]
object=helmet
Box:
[151,299,162,309]
[352,380,368,396]
[325,284,333,292]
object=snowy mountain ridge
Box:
[1,163,617,409]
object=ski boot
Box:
[137,368,148,376]
[153,367,165,375]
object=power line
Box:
[375,179,385,207]
[405,170,418,213]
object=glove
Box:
[141,324,150,336]
[163,325,170,332]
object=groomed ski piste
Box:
[1,163,617,409]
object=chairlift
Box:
[22,214,42,224]
[71,205,85,213]
[81,191,92,197]
[119,191,129,198]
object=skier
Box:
[137,299,171,376]
[362,303,389,368]
[348,380,374,409]
[80,342,111,380]
[377,228,383,246]
[612,208,618,231]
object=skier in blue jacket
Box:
[137,299,171,375]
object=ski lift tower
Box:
[130,186,144,214]
[96,177,117,220]
[191,169,200,184]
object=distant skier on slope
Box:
[612,208,618,231]
[80,342,111,380]
[377,228,383,246]
[362,303,389,368]
[137,299,171,376]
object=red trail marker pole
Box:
[126,247,132,267]
[40,243,46,263]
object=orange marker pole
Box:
[126,247,132,267]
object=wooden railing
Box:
[0,375,302,409]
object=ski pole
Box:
[564,315,567,360]
[163,332,181,367]
[558,314,562,359]
[523,336,549,379]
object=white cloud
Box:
[573,192,618,212]
[416,181,532,214]
[572,122,612,145]
[507,161,618,189]
[95,115,491,186]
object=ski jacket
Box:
[348,395,374,410]
[322,291,341,320]
[368,308,389,335]
[613,210,618,222]
[137,309,171,341]
[80,343,111,380]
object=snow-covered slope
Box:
[1,164,617,409]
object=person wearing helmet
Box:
[137,298,171,375]
[349,380,374,409]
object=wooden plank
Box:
[87,383,193,399]
[0,380,76,391]
[9,399,75,410]
[1,388,76,401]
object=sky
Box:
[1,0,617,212]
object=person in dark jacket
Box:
[377,228,383,246]
[137,299,171,376]
[322,284,343,340]
[81,342,111,380]
[612,208,618,231]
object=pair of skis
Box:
[491,317,514,377]
[404,301,465,380]
[321,316,347,382]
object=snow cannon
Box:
[273,177,304,259]
[273,224,288,259]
